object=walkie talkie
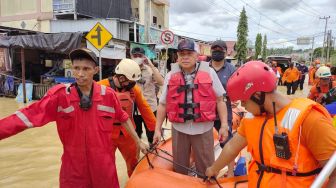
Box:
[272,102,291,160]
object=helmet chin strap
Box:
[250,92,266,114]
[114,75,125,89]
[115,75,135,91]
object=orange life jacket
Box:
[243,98,330,188]
[309,81,336,102]
[166,62,217,123]
[101,78,136,139]
[112,90,136,139]
[309,67,317,85]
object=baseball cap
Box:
[131,47,145,55]
[211,40,227,50]
[177,39,198,52]
[69,48,98,65]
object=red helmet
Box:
[227,61,277,101]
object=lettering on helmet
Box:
[245,82,253,92]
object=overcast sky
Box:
[169,0,336,49]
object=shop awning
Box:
[0,32,83,54]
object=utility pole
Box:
[326,30,332,62]
[144,0,151,43]
[311,36,315,62]
[320,16,330,63]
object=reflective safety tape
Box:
[101,85,106,96]
[281,108,301,131]
[15,111,33,128]
[57,105,74,113]
[97,105,115,113]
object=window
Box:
[153,16,157,25]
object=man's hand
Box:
[138,140,149,154]
[144,56,154,68]
[219,126,229,143]
[205,166,219,178]
[153,128,162,144]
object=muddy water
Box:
[0,98,130,188]
[0,82,310,188]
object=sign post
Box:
[160,30,174,76]
[85,22,113,80]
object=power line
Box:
[267,32,324,45]
[214,0,298,38]
[170,28,236,39]
[205,1,240,18]
[240,0,300,36]
[295,0,321,17]
[277,0,319,17]
[300,0,323,16]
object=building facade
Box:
[0,0,53,32]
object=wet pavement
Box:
[0,82,310,188]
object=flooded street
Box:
[0,98,129,188]
[0,82,310,188]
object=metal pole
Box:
[326,30,331,62]
[311,152,336,188]
[133,21,137,42]
[163,46,168,76]
[73,0,77,20]
[20,48,26,103]
[320,16,330,63]
[99,51,102,80]
[311,36,314,63]
[144,0,150,43]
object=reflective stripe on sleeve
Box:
[57,106,74,113]
[97,105,115,113]
[15,111,33,128]
[101,85,106,96]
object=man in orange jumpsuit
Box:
[206,61,336,187]
[282,62,300,95]
[98,59,156,177]
[308,65,336,104]
[0,48,148,188]
[308,62,317,85]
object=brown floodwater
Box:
[0,81,310,188]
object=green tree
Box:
[235,7,248,63]
[313,47,322,58]
[254,33,262,59]
[262,34,267,60]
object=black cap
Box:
[211,40,227,50]
[69,48,98,65]
[131,47,145,55]
[177,39,197,52]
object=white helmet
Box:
[315,66,331,78]
[115,59,141,81]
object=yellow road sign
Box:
[86,22,113,51]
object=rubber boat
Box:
[126,107,248,188]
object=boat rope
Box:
[232,110,245,118]
[145,144,223,188]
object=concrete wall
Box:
[132,0,169,29]
[0,0,53,32]
[151,2,169,29]
[50,19,130,41]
